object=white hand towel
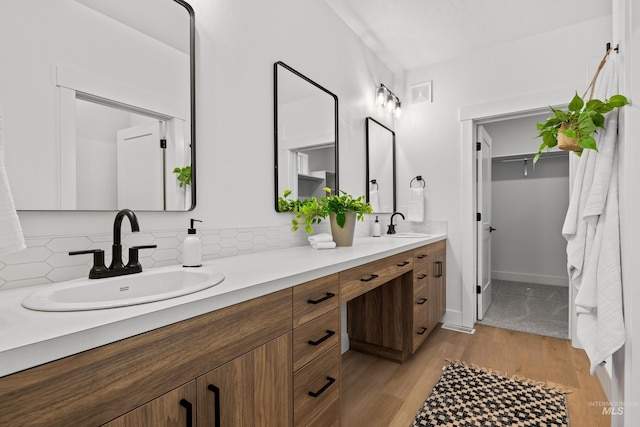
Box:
[311,241,336,250]
[0,115,25,255]
[369,189,380,212]
[407,188,424,222]
[308,233,333,244]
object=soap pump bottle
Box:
[372,216,381,237]
[183,219,202,267]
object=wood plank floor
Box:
[341,324,610,426]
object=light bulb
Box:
[394,101,402,118]
[376,86,386,106]
[385,94,395,112]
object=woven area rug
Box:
[411,360,569,427]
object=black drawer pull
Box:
[308,376,336,398]
[417,298,427,305]
[308,292,335,305]
[207,384,221,427]
[179,399,193,427]
[397,261,410,267]
[417,327,428,335]
[360,274,379,282]
[417,254,427,259]
[417,274,427,280]
[308,329,336,346]
[436,261,443,277]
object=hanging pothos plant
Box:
[172,166,192,188]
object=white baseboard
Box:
[492,270,568,287]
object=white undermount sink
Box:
[21,265,225,312]
[384,232,432,238]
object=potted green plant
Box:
[534,92,629,165]
[278,187,373,246]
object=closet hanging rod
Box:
[493,151,569,163]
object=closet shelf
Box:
[492,151,569,162]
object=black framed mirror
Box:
[366,117,396,213]
[274,61,338,211]
[0,0,196,211]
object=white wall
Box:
[8,0,393,239]
[484,114,549,158]
[398,16,612,325]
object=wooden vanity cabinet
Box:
[292,274,341,427]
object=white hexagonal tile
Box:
[201,234,221,245]
[201,228,221,236]
[47,265,90,283]
[252,235,268,245]
[219,228,238,238]
[153,237,180,250]
[219,247,238,258]
[46,236,92,253]
[0,247,52,265]
[89,234,113,243]
[252,244,269,253]
[266,238,280,247]
[47,251,93,268]
[122,233,155,247]
[151,231,180,239]
[0,261,5,270]
[202,244,221,256]
[237,232,254,242]
[251,227,269,236]
[1,277,51,290]
[237,241,254,251]
[219,238,238,249]
[1,263,52,281]
[151,249,180,262]
[0,277,5,287]
[140,257,156,269]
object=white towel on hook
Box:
[0,114,25,255]
[407,188,424,222]
[369,189,380,212]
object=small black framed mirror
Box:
[274,61,339,211]
[366,117,396,213]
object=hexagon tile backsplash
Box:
[0,219,446,291]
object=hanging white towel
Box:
[562,57,625,374]
[407,188,424,222]
[369,189,380,212]
[0,115,25,256]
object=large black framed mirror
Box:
[274,61,338,211]
[0,0,196,211]
[366,117,396,213]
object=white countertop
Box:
[0,234,445,377]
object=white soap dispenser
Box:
[183,219,202,267]
[372,216,381,237]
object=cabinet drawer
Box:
[293,308,340,371]
[303,396,340,427]
[293,274,339,328]
[414,266,429,286]
[294,344,340,427]
[340,251,413,303]
[413,284,429,352]
[413,246,430,269]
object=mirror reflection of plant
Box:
[279,188,373,234]
[172,166,192,188]
[534,92,629,165]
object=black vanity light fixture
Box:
[375,83,402,118]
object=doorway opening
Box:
[475,114,571,339]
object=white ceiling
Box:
[324,0,612,73]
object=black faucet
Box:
[69,209,156,279]
[387,212,405,235]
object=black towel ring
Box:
[370,179,379,190]
[410,176,426,189]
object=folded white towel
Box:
[407,188,424,222]
[0,115,25,255]
[369,189,380,212]
[308,233,333,244]
[311,241,336,250]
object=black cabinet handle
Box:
[436,261,443,278]
[360,274,379,282]
[417,327,428,335]
[417,274,427,280]
[417,254,427,259]
[207,384,221,427]
[308,376,336,398]
[179,399,193,427]
[397,261,410,267]
[308,330,335,346]
[307,292,335,305]
[417,298,427,305]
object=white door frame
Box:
[459,87,577,333]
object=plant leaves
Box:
[579,135,598,151]
[568,92,584,113]
[592,113,605,128]
[336,212,346,228]
[608,94,630,108]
